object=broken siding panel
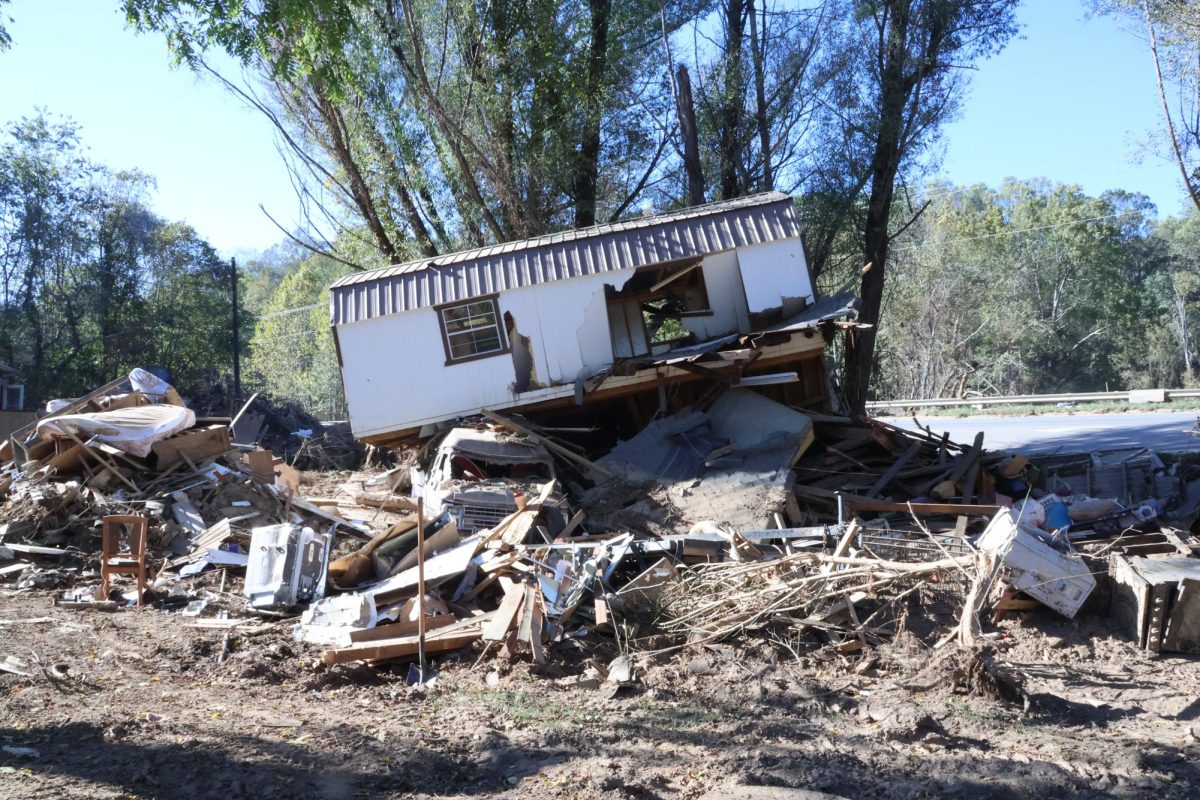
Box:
[681,250,749,340]
[577,289,615,374]
[500,270,633,385]
[735,238,814,313]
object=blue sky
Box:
[0,0,1188,258]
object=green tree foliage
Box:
[0,112,237,406]
[874,179,1186,399]
[244,255,351,420]
[0,0,11,51]
[1098,1,1200,212]
[813,0,1021,413]
[125,0,711,259]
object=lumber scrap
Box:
[480,409,614,478]
[865,440,921,499]
[321,611,494,665]
[483,582,527,641]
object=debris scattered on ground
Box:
[5,372,1200,800]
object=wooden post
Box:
[416,497,427,682]
[231,257,241,405]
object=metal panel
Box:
[330,192,802,326]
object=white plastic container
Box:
[244,524,331,612]
[976,509,1095,618]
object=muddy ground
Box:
[2,575,1199,800]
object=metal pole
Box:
[231,256,241,404]
[416,498,427,682]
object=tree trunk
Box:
[574,0,612,228]
[748,0,772,190]
[843,1,912,415]
[676,65,706,206]
[718,0,746,199]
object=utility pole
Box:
[231,256,241,404]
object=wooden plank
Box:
[322,630,482,665]
[289,496,373,539]
[347,614,456,644]
[165,518,232,568]
[480,409,614,478]
[499,482,558,547]
[559,510,586,539]
[516,584,537,643]
[865,440,921,499]
[528,595,546,665]
[1109,555,1152,648]
[60,430,141,494]
[820,520,859,576]
[1163,578,1200,653]
[483,582,527,641]
[351,492,419,512]
[843,499,1001,516]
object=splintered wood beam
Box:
[865,440,921,499]
[676,360,734,384]
[480,409,613,478]
[649,261,701,293]
[61,431,141,495]
[844,500,1001,517]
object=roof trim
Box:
[329,192,802,326]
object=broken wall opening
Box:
[605,259,710,359]
[503,311,538,393]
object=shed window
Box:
[438,297,508,363]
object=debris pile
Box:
[0,370,378,609]
[4,370,1200,691]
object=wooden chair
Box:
[98,515,149,606]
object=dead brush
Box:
[656,550,981,647]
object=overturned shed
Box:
[329,193,857,445]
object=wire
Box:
[259,302,324,319]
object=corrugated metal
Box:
[330,192,802,326]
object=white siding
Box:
[338,268,635,437]
[682,250,750,339]
[734,238,814,313]
[337,236,818,439]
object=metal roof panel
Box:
[330,192,801,325]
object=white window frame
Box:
[436,295,509,365]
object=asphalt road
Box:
[879,411,1200,454]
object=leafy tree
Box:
[876,179,1170,399]
[0,112,239,405]
[1098,1,1200,212]
[244,254,351,419]
[124,0,708,259]
[821,0,1021,413]
[0,0,11,51]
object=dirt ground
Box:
[2,576,1200,800]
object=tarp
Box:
[36,404,196,457]
[597,389,813,529]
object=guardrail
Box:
[865,389,1200,411]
